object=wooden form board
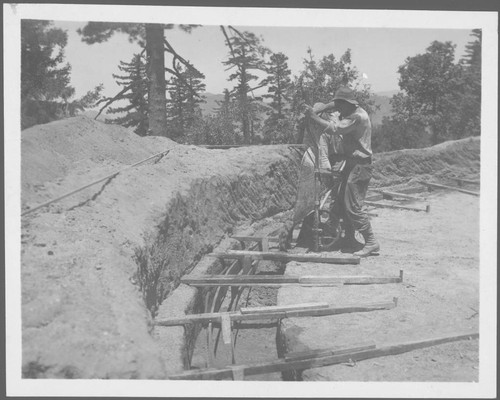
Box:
[240,302,329,314]
[181,271,403,287]
[168,332,478,380]
[210,250,360,265]
[154,299,397,327]
[418,181,479,196]
[365,201,430,213]
[371,189,425,201]
[284,342,376,361]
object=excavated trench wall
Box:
[152,136,480,377]
[136,155,300,374]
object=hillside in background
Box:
[199,91,397,126]
[200,92,225,116]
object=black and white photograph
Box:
[4,2,498,398]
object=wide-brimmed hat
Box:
[333,86,359,105]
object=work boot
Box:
[340,224,363,253]
[354,225,380,257]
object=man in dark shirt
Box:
[305,86,380,257]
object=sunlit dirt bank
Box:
[20,115,479,378]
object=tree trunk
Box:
[145,24,167,136]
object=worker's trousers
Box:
[339,158,372,233]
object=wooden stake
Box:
[230,367,245,381]
[221,314,232,345]
[260,238,269,252]
[169,332,478,380]
[418,181,479,196]
[211,250,360,265]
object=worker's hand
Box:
[303,105,313,115]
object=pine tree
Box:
[166,63,206,140]
[263,52,292,119]
[455,29,481,137]
[221,27,269,144]
[21,20,102,129]
[79,22,199,137]
[106,54,149,136]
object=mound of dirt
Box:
[372,137,480,187]
[20,116,299,378]
[21,116,175,208]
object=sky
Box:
[53,21,474,100]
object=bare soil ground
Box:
[279,189,479,381]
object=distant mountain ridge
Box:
[199,91,398,126]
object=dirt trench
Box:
[21,116,303,378]
[153,137,480,380]
[20,117,480,379]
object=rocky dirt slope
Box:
[20,116,479,378]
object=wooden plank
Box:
[452,177,480,185]
[231,235,280,243]
[299,274,402,285]
[418,181,479,196]
[285,342,376,361]
[372,189,425,201]
[365,193,384,201]
[386,186,426,195]
[284,300,396,318]
[240,302,329,315]
[221,314,232,345]
[365,201,429,213]
[168,332,478,380]
[182,272,402,287]
[181,274,300,285]
[210,250,360,265]
[154,299,397,327]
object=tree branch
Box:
[164,38,203,78]
[164,67,201,99]
[220,25,243,76]
[94,84,132,120]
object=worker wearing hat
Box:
[304,86,380,257]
